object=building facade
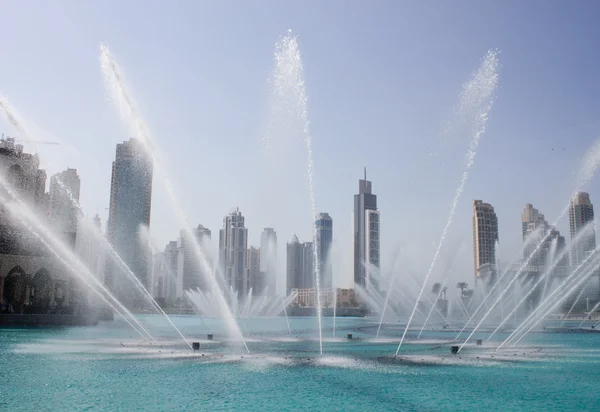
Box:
[106,138,153,304]
[315,213,333,289]
[48,168,80,250]
[286,235,313,295]
[522,203,569,273]
[246,246,261,296]
[219,208,248,296]
[353,169,380,291]
[259,228,277,296]
[569,192,596,266]
[176,224,211,299]
[0,136,87,320]
[472,200,499,286]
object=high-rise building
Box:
[246,246,261,296]
[75,213,106,283]
[163,240,178,303]
[315,213,333,289]
[569,192,596,266]
[472,200,499,286]
[260,228,277,296]
[106,138,153,299]
[522,203,568,272]
[286,235,313,295]
[353,168,380,290]
[176,224,211,299]
[219,208,248,296]
[49,168,81,249]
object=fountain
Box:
[267,32,323,355]
[99,44,248,352]
[395,49,500,356]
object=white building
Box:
[219,208,248,296]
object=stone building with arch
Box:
[0,136,91,324]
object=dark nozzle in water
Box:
[207,334,214,341]
[347,334,352,340]
[192,342,200,351]
[476,339,483,346]
[451,345,459,354]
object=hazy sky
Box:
[1,1,600,290]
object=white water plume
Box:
[394,50,500,356]
[269,32,323,355]
[485,222,594,342]
[0,175,155,341]
[99,44,247,352]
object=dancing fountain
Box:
[1,31,599,376]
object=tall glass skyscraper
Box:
[353,169,380,291]
[315,213,333,289]
[106,139,153,302]
[219,208,248,296]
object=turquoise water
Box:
[2,315,599,411]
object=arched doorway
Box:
[6,164,26,194]
[2,266,27,313]
[31,268,53,314]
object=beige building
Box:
[472,200,499,286]
[0,136,82,317]
[291,287,357,308]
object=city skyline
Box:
[2,2,600,290]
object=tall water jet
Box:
[394,50,500,356]
[267,32,323,355]
[485,223,593,342]
[0,176,155,341]
[462,134,600,350]
[99,44,247,352]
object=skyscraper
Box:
[472,200,499,286]
[315,213,333,289]
[106,138,153,296]
[286,235,313,295]
[569,192,596,266]
[49,168,81,249]
[246,246,261,295]
[522,204,568,270]
[163,240,178,303]
[219,208,248,296]
[176,224,211,298]
[260,228,277,296]
[353,168,380,290]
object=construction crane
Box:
[0,134,59,145]
[17,140,59,145]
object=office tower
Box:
[353,168,380,290]
[569,192,596,266]
[163,240,178,303]
[246,246,261,295]
[75,213,106,283]
[219,208,248,296]
[176,224,211,298]
[315,213,333,289]
[260,228,277,296]
[522,203,568,272]
[151,251,164,298]
[48,168,81,249]
[286,235,314,295]
[106,138,153,297]
[472,200,499,286]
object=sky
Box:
[1,1,600,292]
